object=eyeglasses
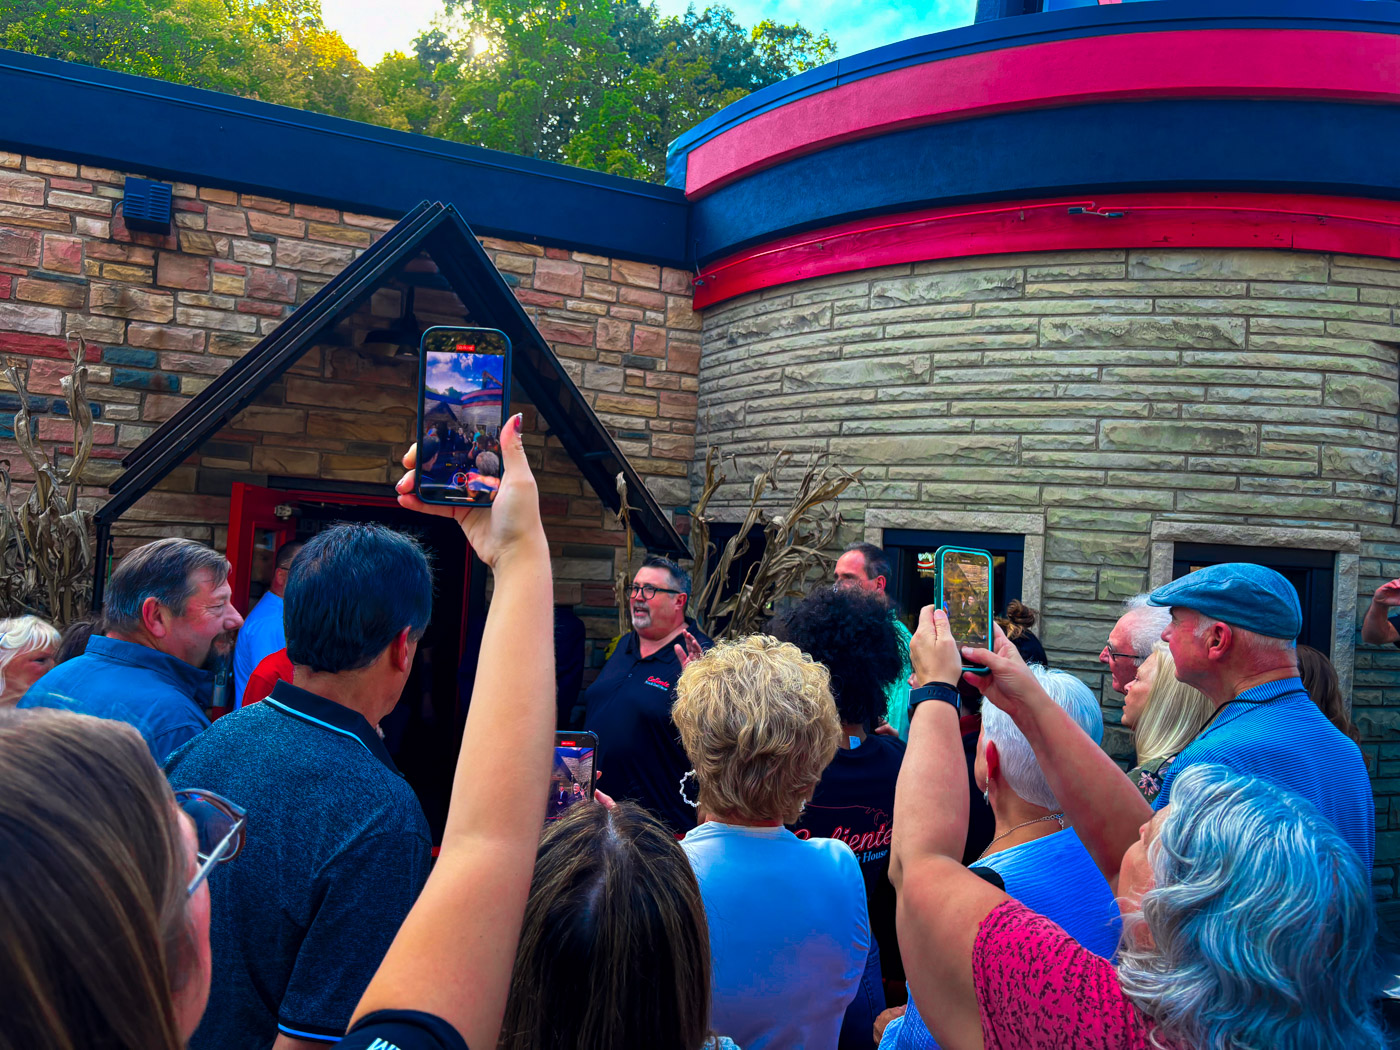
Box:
[1103,646,1139,663]
[628,583,683,601]
[175,788,246,896]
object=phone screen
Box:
[939,547,992,667]
[416,327,511,506]
[548,733,598,822]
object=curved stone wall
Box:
[696,247,1400,899]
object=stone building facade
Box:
[0,149,700,637]
[695,246,1400,914]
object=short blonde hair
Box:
[0,615,58,698]
[672,636,840,824]
[1134,643,1216,765]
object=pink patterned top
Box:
[973,900,1168,1050]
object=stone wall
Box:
[0,150,702,662]
[696,248,1400,916]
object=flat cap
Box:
[1148,562,1301,640]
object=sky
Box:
[319,0,978,68]
[425,351,497,399]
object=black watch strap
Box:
[908,682,961,715]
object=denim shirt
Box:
[19,635,211,763]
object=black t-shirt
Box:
[790,733,906,985]
[583,622,713,835]
[341,1010,468,1050]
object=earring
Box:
[982,788,990,805]
[679,770,700,808]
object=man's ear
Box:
[1207,622,1233,662]
[390,626,414,673]
[140,595,169,638]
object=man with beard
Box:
[584,555,712,834]
[20,537,243,762]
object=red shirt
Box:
[242,648,293,708]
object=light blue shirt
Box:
[682,821,869,1050]
[233,591,284,708]
[1154,677,1374,870]
[880,827,1121,1050]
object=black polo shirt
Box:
[583,622,713,834]
[166,680,432,1048]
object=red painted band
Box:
[684,30,1400,199]
[691,193,1400,309]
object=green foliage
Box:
[0,0,836,183]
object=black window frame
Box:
[1170,542,1333,652]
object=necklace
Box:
[975,812,1065,863]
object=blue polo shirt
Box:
[166,679,432,1047]
[19,635,210,763]
[1153,676,1375,870]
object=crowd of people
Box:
[0,413,1393,1049]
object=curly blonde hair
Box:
[672,635,840,824]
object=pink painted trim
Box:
[691,193,1400,308]
[684,30,1400,199]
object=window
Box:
[1171,543,1333,652]
[883,529,1024,631]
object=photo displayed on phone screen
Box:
[940,548,992,654]
[548,734,597,822]
[416,327,510,506]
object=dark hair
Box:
[0,708,192,1049]
[55,615,103,665]
[103,538,229,635]
[499,802,712,1050]
[771,587,902,726]
[998,600,1047,667]
[640,554,691,598]
[274,541,304,572]
[285,523,432,673]
[1296,644,1361,744]
[842,542,891,584]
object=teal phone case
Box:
[934,545,994,675]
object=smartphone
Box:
[415,326,511,506]
[936,546,993,675]
[548,731,599,821]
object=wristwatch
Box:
[907,681,961,716]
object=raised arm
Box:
[1362,579,1400,645]
[350,414,556,1049]
[890,606,1007,1050]
[962,627,1151,887]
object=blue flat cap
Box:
[1148,562,1301,640]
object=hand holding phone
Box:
[548,732,599,822]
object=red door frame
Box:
[226,482,474,651]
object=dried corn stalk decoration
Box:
[688,447,860,641]
[612,471,638,637]
[0,335,95,625]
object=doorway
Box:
[227,482,480,840]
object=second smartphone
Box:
[936,545,994,675]
[415,326,512,507]
[548,732,599,822]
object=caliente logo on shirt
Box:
[644,675,671,690]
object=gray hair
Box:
[1122,595,1173,660]
[475,451,501,477]
[103,538,229,635]
[981,665,1103,810]
[0,615,59,696]
[640,554,691,598]
[1192,614,1296,654]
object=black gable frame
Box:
[95,201,688,601]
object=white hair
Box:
[981,665,1104,810]
[1122,595,1172,660]
[0,615,59,698]
[1191,615,1295,653]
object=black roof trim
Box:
[100,202,689,558]
[0,49,689,266]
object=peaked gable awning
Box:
[100,201,689,557]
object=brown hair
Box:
[1296,644,1361,744]
[498,802,711,1050]
[0,708,192,1050]
[997,599,1037,640]
[673,635,841,824]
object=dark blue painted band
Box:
[665,0,1400,188]
[688,98,1400,265]
[0,49,690,265]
